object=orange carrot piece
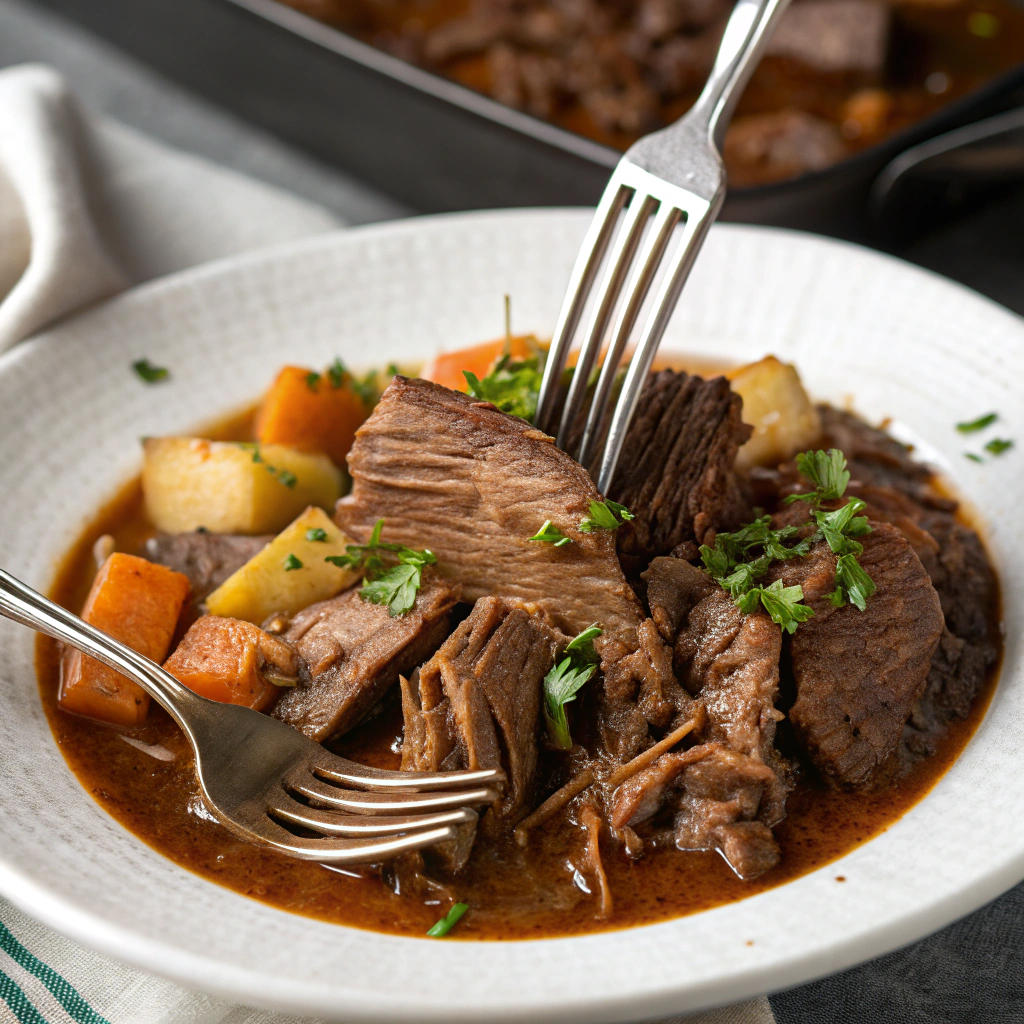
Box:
[163,616,300,711]
[255,365,369,466]
[420,336,536,393]
[59,553,190,726]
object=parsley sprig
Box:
[464,350,543,421]
[543,624,602,750]
[325,519,437,616]
[579,499,634,533]
[528,520,572,547]
[700,449,876,630]
[132,358,169,384]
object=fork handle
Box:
[0,567,204,731]
[686,0,791,151]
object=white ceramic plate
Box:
[0,210,1020,1023]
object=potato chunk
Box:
[205,507,361,624]
[143,438,342,535]
[728,356,822,471]
[59,553,191,725]
[164,615,300,710]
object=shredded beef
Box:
[401,596,567,832]
[271,572,459,741]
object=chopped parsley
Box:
[528,520,572,547]
[985,438,1013,456]
[701,449,876,629]
[543,624,602,750]
[426,903,468,938]
[956,412,998,434]
[306,527,328,542]
[464,351,543,421]
[283,553,303,571]
[276,469,297,489]
[132,358,169,384]
[965,452,984,463]
[351,370,379,407]
[326,519,437,616]
[327,357,347,389]
[306,371,321,391]
[578,499,635,533]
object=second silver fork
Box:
[534,0,792,493]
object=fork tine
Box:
[534,179,632,435]
[595,203,716,494]
[268,791,478,836]
[310,750,505,793]
[577,200,682,473]
[257,818,460,864]
[555,191,659,454]
[290,772,500,815]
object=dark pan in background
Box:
[31,0,1024,242]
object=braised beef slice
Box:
[335,376,644,643]
[271,571,459,741]
[765,0,890,76]
[773,523,944,788]
[606,369,750,559]
[145,532,270,604]
[401,596,567,830]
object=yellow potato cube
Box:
[728,356,822,471]
[205,507,360,623]
[143,438,342,535]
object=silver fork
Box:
[0,568,502,864]
[534,0,792,493]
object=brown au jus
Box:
[41,368,1000,936]
[278,0,1024,187]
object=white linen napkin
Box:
[0,64,338,351]
[0,63,776,1024]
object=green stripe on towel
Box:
[0,966,48,1024]
[0,921,109,1024]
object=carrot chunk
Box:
[163,616,300,711]
[420,336,537,393]
[59,553,191,726]
[255,365,370,466]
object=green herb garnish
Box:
[956,412,997,434]
[578,499,635,533]
[276,469,297,489]
[965,452,984,463]
[783,449,850,505]
[427,903,468,938]
[702,449,876,626]
[736,579,815,634]
[306,371,321,391]
[352,370,379,407]
[464,352,543,421]
[326,519,437,616]
[543,624,602,750]
[306,527,328,542]
[327,357,347,389]
[132,359,169,384]
[283,554,303,571]
[528,520,572,547]
[386,363,400,378]
[985,438,1013,455]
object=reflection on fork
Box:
[0,567,504,864]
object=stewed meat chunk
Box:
[271,572,460,741]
